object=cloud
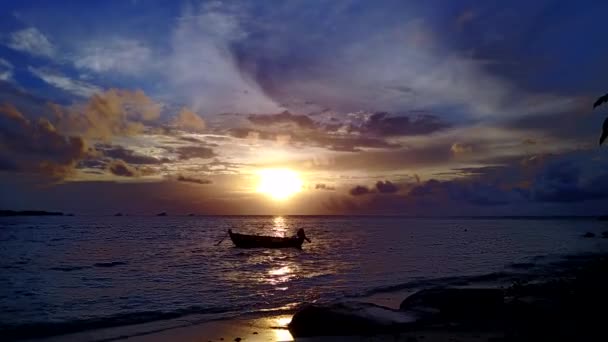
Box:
[7,27,55,57]
[349,185,372,196]
[357,112,449,136]
[526,158,608,203]
[451,142,473,154]
[0,86,169,180]
[0,103,90,178]
[176,174,212,185]
[315,183,335,191]
[245,11,581,121]
[348,181,399,196]
[28,67,102,97]
[0,59,14,82]
[73,38,152,74]
[230,110,406,152]
[99,145,169,165]
[174,146,216,160]
[172,108,206,132]
[106,159,140,177]
[167,2,282,114]
[105,159,155,177]
[375,180,399,193]
[56,89,162,140]
[248,111,316,129]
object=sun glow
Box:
[257,169,303,200]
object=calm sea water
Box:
[1,216,608,334]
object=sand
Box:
[36,290,500,342]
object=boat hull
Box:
[228,231,305,249]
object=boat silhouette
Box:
[228,228,311,249]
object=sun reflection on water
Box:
[272,216,287,236]
[266,264,297,285]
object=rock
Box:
[400,288,504,320]
[583,232,595,238]
[252,331,258,334]
[288,301,422,337]
[156,212,167,216]
[602,231,608,239]
[234,338,241,342]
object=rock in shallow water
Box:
[399,288,505,320]
[289,288,506,337]
[288,301,423,337]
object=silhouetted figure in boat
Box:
[593,93,608,145]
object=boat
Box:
[228,228,311,249]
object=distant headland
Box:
[0,210,66,217]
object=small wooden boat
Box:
[228,228,311,249]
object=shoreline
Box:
[23,251,608,342]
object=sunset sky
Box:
[1,0,608,215]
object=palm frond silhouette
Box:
[593,93,608,145]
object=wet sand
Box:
[37,292,500,342]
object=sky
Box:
[1,0,608,215]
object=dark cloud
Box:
[0,103,90,178]
[107,159,140,177]
[177,175,212,185]
[349,181,399,196]
[349,185,372,196]
[322,143,453,172]
[315,183,335,191]
[100,145,169,165]
[526,158,608,203]
[230,110,449,152]
[248,110,316,129]
[175,146,216,160]
[375,180,399,193]
[105,159,156,178]
[358,112,449,137]
[408,179,513,206]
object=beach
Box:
[29,252,608,341]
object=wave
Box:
[49,261,128,272]
[0,305,237,340]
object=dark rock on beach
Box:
[288,302,422,337]
[582,232,595,238]
[289,255,608,341]
[399,288,505,322]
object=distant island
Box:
[0,210,65,217]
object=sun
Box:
[257,168,303,200]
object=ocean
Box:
[1,216,608,337]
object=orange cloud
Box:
[172,107,206,132]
